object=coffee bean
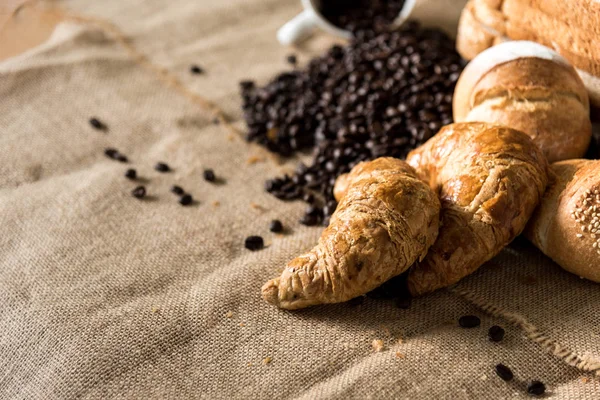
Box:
[241,20,462,221]
[104,148,119,159]
[458,315,481,328]
[155,162,170,172]
[286,54,297,65]
[244,235,264,251]
[125,169,137,180]
[179,194,193,206]
[171,185,184,195]
[527,381,546,396]
[89,117,106,130]
[495,364,514,381]
[132,186,146,199]
[347,296,365,306]
[269,219,284,233]
[395,297,412,309]
[203,169,216,182]
[299,213,320,226]
[488,325,505,342]
[190,65,204,74]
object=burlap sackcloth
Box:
[1,0,599,399]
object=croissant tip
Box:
[261,278,280,306]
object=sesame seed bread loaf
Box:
[456,0,600,109]
[405,122,548,296]
[453,41,592,163]
[525,160,600,283]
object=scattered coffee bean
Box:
[104,148,119,159]
[179,194,193,206]
[488,325,505,342]
[458,315,481,328]
[245,235,264,251]
[299,213,320,226]
[190,65,204,74]
[132,186,146,199]
[155,162,170,172]
[286,54,297,65]
[495,364,514,382]
[89,117,106,130]
[527,381,546,396]
[269,219,284,233]
[203,169,216,182]
[125,168,137,180]
[347,296,365,306]
[395,296,411,309]
[242,21,463,219]
[171,185,185,195]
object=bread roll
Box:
[456,0,600,109]
[454,41,592,163]
[406,122,548,295]
[525,160,600,283]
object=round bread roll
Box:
[525,159,600,283]
[453,41,592,163]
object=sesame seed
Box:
[593,242,597,248]
[577,234,583,238]
[582,226,587,232]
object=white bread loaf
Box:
[454,41,592,162]
[456,0,600,110]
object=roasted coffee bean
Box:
[104,148,119,159]
[125,169,137,180]
[171,185,184,195]
[495,364,514,381]
[458,315,481,328]
[155,162,170,172]
[89,117,106,130]
[488,325,505,342]
[347,296,365,306]
[395,296,412,309]
[286,54,297,65]
[242,20,462,218]
[244,235,264,251]
[269,219,284,233]
[527,381,546,396]
[203,169,216,182]
[131,186,146,199]
[190,65,204,74]
[179,194,193,206]
[299,213,320,226]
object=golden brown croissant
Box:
[406,122,548,295]
[262,158,440,309]
[525,159,600,283]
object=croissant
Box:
[406,122,548,295]
[262,158,440,310]
[525,159,600,283]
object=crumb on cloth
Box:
[372,339,384,352]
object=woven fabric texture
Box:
[1,0,599,398]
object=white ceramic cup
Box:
[277,0,417,46]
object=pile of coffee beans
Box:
[241,21,463,225]
[321,0,405,36]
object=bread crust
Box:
[525,159,600,283]
[456,0,600,108]
[406,122,548,295]
[263,158,441,309]
[454,51,592,162]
